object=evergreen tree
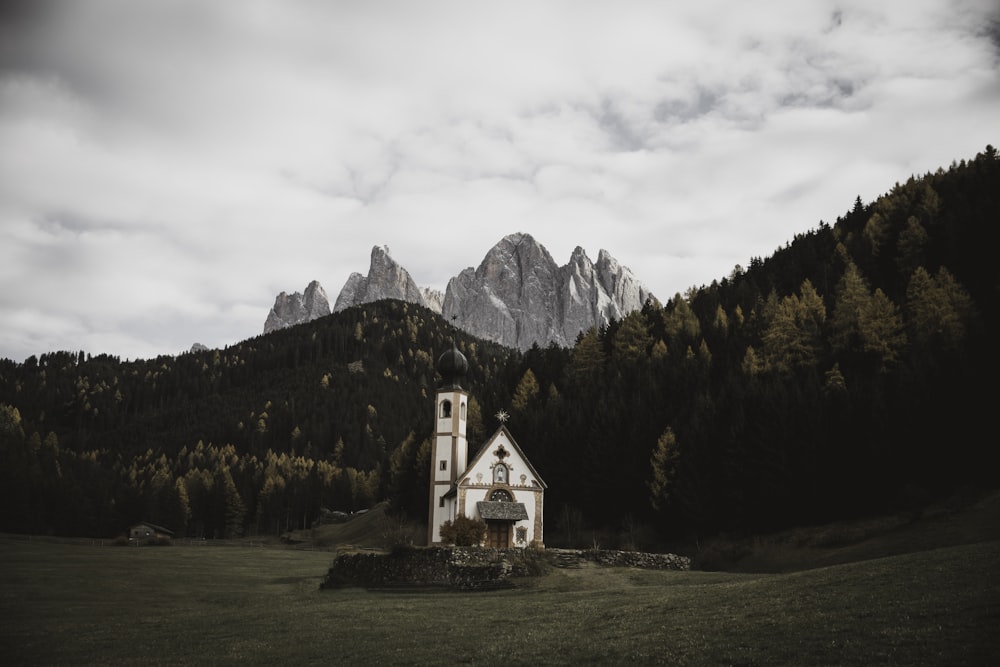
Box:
[567,328,605,384]
[906,267,976,355]
[830,262,905,370]
[648,427,680,511]
[858,288,907,371]
[216,468,245,538]
[612,311,654,363]
[511,369,540,413]
[896,216,929,278]
[761,279,826,374]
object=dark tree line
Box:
[513,146,998,540]
[0,302,515,537]
[1,146,997,543]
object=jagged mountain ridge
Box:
[443,233,654,350]
[264,234,654,350]
[263,280,331,334]
[333,246,443,314]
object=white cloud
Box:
[1,0,998,361]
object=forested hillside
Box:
[0,303,517,538]
[1,146,997,544]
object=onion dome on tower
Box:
[437,343,468,390]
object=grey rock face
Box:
[443,233,559,350]
[264,235,653,350]
[421,287,445,314]
[333,246,441,313]
[263,280,331,333]
[443,233,654,350]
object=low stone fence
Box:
[546,548,690,570]
[321,546,689,591]
[585,548,690,570]
[321,546,540,591]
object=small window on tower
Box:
[441,400,452,418]
[439,496,445,508]
[460,401,467,420]
[439,460,447,471]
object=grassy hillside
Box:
[3,499,997,665]
[290,501,425,551]
[692,488,1000,573]
[1,538,995,665]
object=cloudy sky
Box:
[1,0,997,362]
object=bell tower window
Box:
[440,400,451,418]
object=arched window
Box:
[440,400,451,418]
[460,401,466,420]
[490,489,512,502]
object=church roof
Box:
[477,501,529,521]
[436,343,468,390]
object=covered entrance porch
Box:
[477,500,529,549]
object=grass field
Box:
[2,531,998,666]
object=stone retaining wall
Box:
[321,546,689,591]
[585,548,690,570]
[546,548,690,570]
[320,546,537,591]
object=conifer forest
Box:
[1,147,998,544]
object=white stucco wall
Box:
[458,429,545,546]
[428,388,468,544]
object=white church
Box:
[428,345,546,548]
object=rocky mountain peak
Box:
[263,280,331,333]
[333,245,441,313]
[567,245,593,272]
[264,234,654,349]
[443,235,654,350]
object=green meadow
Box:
[2,530,997,666]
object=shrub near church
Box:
[439,515,486,546]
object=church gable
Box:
[456,425,545,548]
[462,426,546,490]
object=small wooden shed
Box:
[129,522,175,544]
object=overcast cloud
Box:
[1,0,998,361]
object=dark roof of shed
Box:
[477,501,529,521]
[132,522,175,536]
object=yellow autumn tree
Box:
[511,369,540,413]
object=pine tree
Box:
[663,295,700,345]
[217,468,245,538]
[511,369,540,413]
[896,216,929,278]
[761,279,826,373]
[830,261,905,369]
[612,311,654,363]
[568,328,605,383]
[648,428,680,511]
[906,266,975,354]
[858,288,907,370]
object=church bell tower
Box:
[427,344,469,545]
